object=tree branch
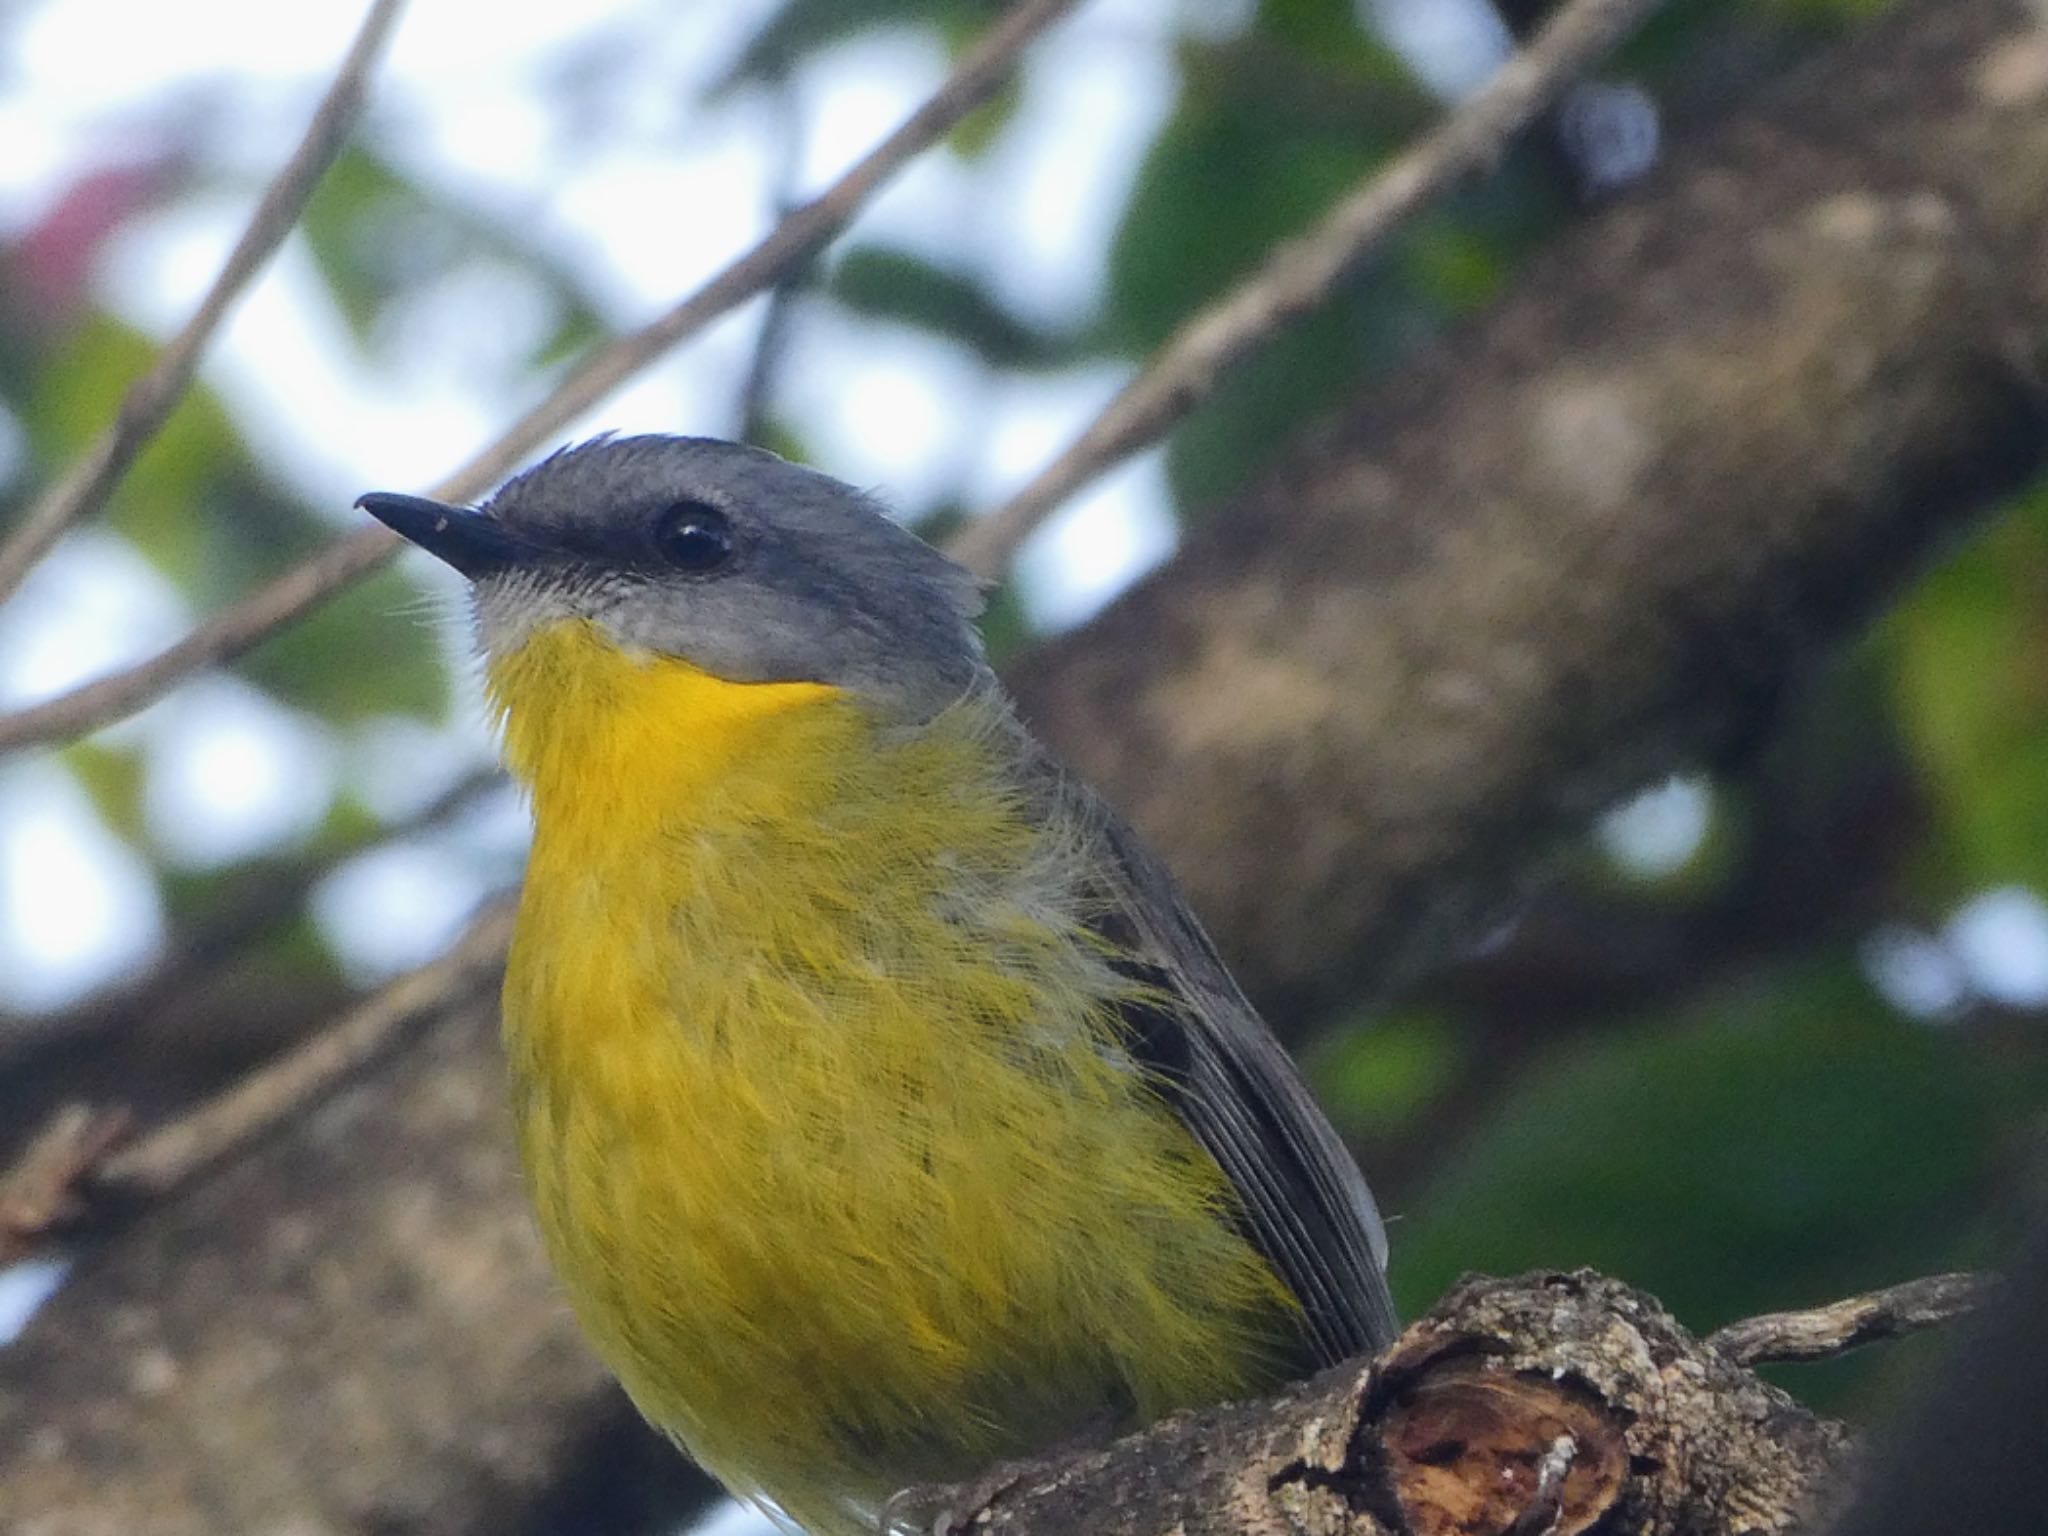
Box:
[915,1270,1879,1535]
[3,4,2043,1530]
[0,0,406,606]
[90,899,516,1200]
[1008,0,2048,1016]
[0,900,513,1265]
[0,995,611,1536]
[1707,1272,1991,1367]
[948,0,1663,579]
[0,1104,132,1261]
[0,0,1081,754]
[0,759,503,1080]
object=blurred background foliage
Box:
[1,0,2041,1448]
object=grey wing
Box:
[1052,769,1400,1365]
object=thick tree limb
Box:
[1009,0,2048,1015]
[4,2,2045,1531]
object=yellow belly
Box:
[491,622,1296,1532]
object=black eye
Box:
[655,500,735,574]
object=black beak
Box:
[356,492,533,579]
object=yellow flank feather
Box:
[489,619,1297,1534]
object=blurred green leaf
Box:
[61,739,149,844]
[1888,481,2048,894]
[240,565,451,724]
[748,417,817,471]
[299,146,609,362]
[1745,0,1898,28]
[829,246,1067,367]
[1391,960,2023,1384]
[1105,23,1563,512]
[1399,214,1511,313]
[532,299,611,371]
[1255,0,1408,65]
[1307,1010,1464,1140]
[946,71,1022,159]
[25,315,258,594]
[299,147,422,339]
[721,0,993,89]
[1107,49,1409,353]
[318,786,387,850]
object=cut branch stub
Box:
[1373,1364,1625,1536]
[1346,1272,1853,1536]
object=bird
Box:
[357,434,1397,1536]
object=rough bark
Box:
[5,1,2047,1531]
[0,997,709,1536]
[1010,0,2048,1016]
[924,1272,1853,1536]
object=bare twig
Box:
[0,0,406,607]
[0,0,1083,755]
[0,900,513,1261]
[0,523,397,751]
[737,73,810,443]
[1706,1272,1992,1367]
[0,1104,133,1264]
[92,898,516,1199]
[0,759,507,1069]
[945,0,1662,579]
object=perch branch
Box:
[927,1270,1971,1535]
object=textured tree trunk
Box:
[1010,0,2048,1017]
[0,998,669,1536]
[5,1,2047,1530]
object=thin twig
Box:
[0,903,512,1261]
[0,899,513,1264]
[93,898,516,1200]
[1707,1272,1992,1367]
[0,0,407,607]
[0,523,396,751]
[0,0,1083,756]
[0,1104,133,1265]
[945,0,1663,579]
[737,71,810,443]
[0,760,507,1068]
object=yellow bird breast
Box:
[489,620,1296,1534]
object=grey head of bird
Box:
[356,434,990,720]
